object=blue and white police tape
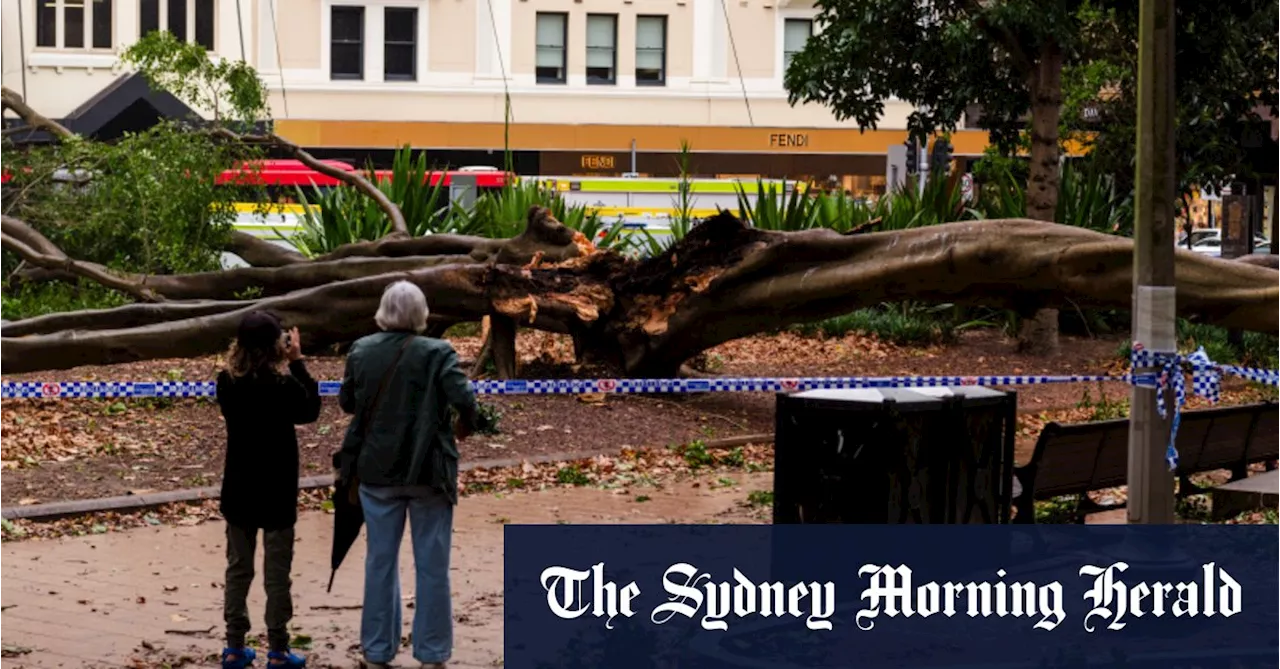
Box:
[0,373,1135,400]
[1130,342,1280,472]
[4,355,1275,469]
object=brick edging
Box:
[0,434,775,521]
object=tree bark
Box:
[489,315,519,379]
[1,300,253,337]
[1,87,74,139]
[226,231,307,267]
[1018,41,1066,355]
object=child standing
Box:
[217,311,322,669]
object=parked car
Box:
[1177,228,1219,247]
[1188,230,1272,257]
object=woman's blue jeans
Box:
[358,483,454,664]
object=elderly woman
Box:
[336,281,478,669]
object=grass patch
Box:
[443,321,482,338]
[555,465,591,486]
[675,440,716,469]
[1076,385,1129,421]
[1034,496,1079,524]
[746,490,774,507]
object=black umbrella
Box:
[326,475,363,593]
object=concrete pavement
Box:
[1,474,770,668]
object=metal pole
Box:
[631,139,637,174]
[17,0,29,100]
[1128,0,1177,524]
[235,0,247,61]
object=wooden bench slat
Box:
[1013,402,1278,523]
[1244,408,1279,462]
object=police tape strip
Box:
[1,373,1145,399]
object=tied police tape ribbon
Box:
[1130,342,1280,472]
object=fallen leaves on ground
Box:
[1,444,774,543]
[706,331,909,369]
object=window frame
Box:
[782,18,813,73]
[585,13,618,86]
[383,6,419,81]
[534,11,568,85]
[35,0,115,51]
[138,0,216,51]
[329,5,367,81]
[635,14,667,87]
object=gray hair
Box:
[375,280,429,333]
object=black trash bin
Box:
[772,386,1016,525]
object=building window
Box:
[783,18,813,72]
[139,0,215,50]
[535,12,567,84]
[383,7,418,80]
[585,14,617,85]
[35,0,114,49]
[330,6,365,80]
[636,15,666,86]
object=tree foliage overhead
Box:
[785,0,1081,156]
[1059,1,1279,194]
[786,0,1278,195]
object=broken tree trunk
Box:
[2,213,1276,376]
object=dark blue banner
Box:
[504,526,1278,669]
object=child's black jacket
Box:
[216,361,322,530]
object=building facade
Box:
[2,0,1001,193]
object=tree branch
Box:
[966,6,1036,80]
[226,231,307,267]
[1,215,166,302]
[212,128,408,236]
[1,87,74,140]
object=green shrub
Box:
[791,301,995,346]
[1,281,130,320]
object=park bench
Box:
[1011,402,1278,523]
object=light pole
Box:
[1127,0,1178,524]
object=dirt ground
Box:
[2,328,1273,507]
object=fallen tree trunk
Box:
[607,215,1278,375]
[2,213,1276,376]
[226,231,307,267]
[1237,254,1279,270]
[1,265,494,372]
[136,255,471,300]
[1,300,251,337]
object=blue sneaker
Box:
[267,650,306,668]
[221,647,257,669]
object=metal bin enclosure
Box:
[772,387,1016,524]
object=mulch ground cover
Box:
[2,328,1274,513]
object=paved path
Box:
[1,474,770,668]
